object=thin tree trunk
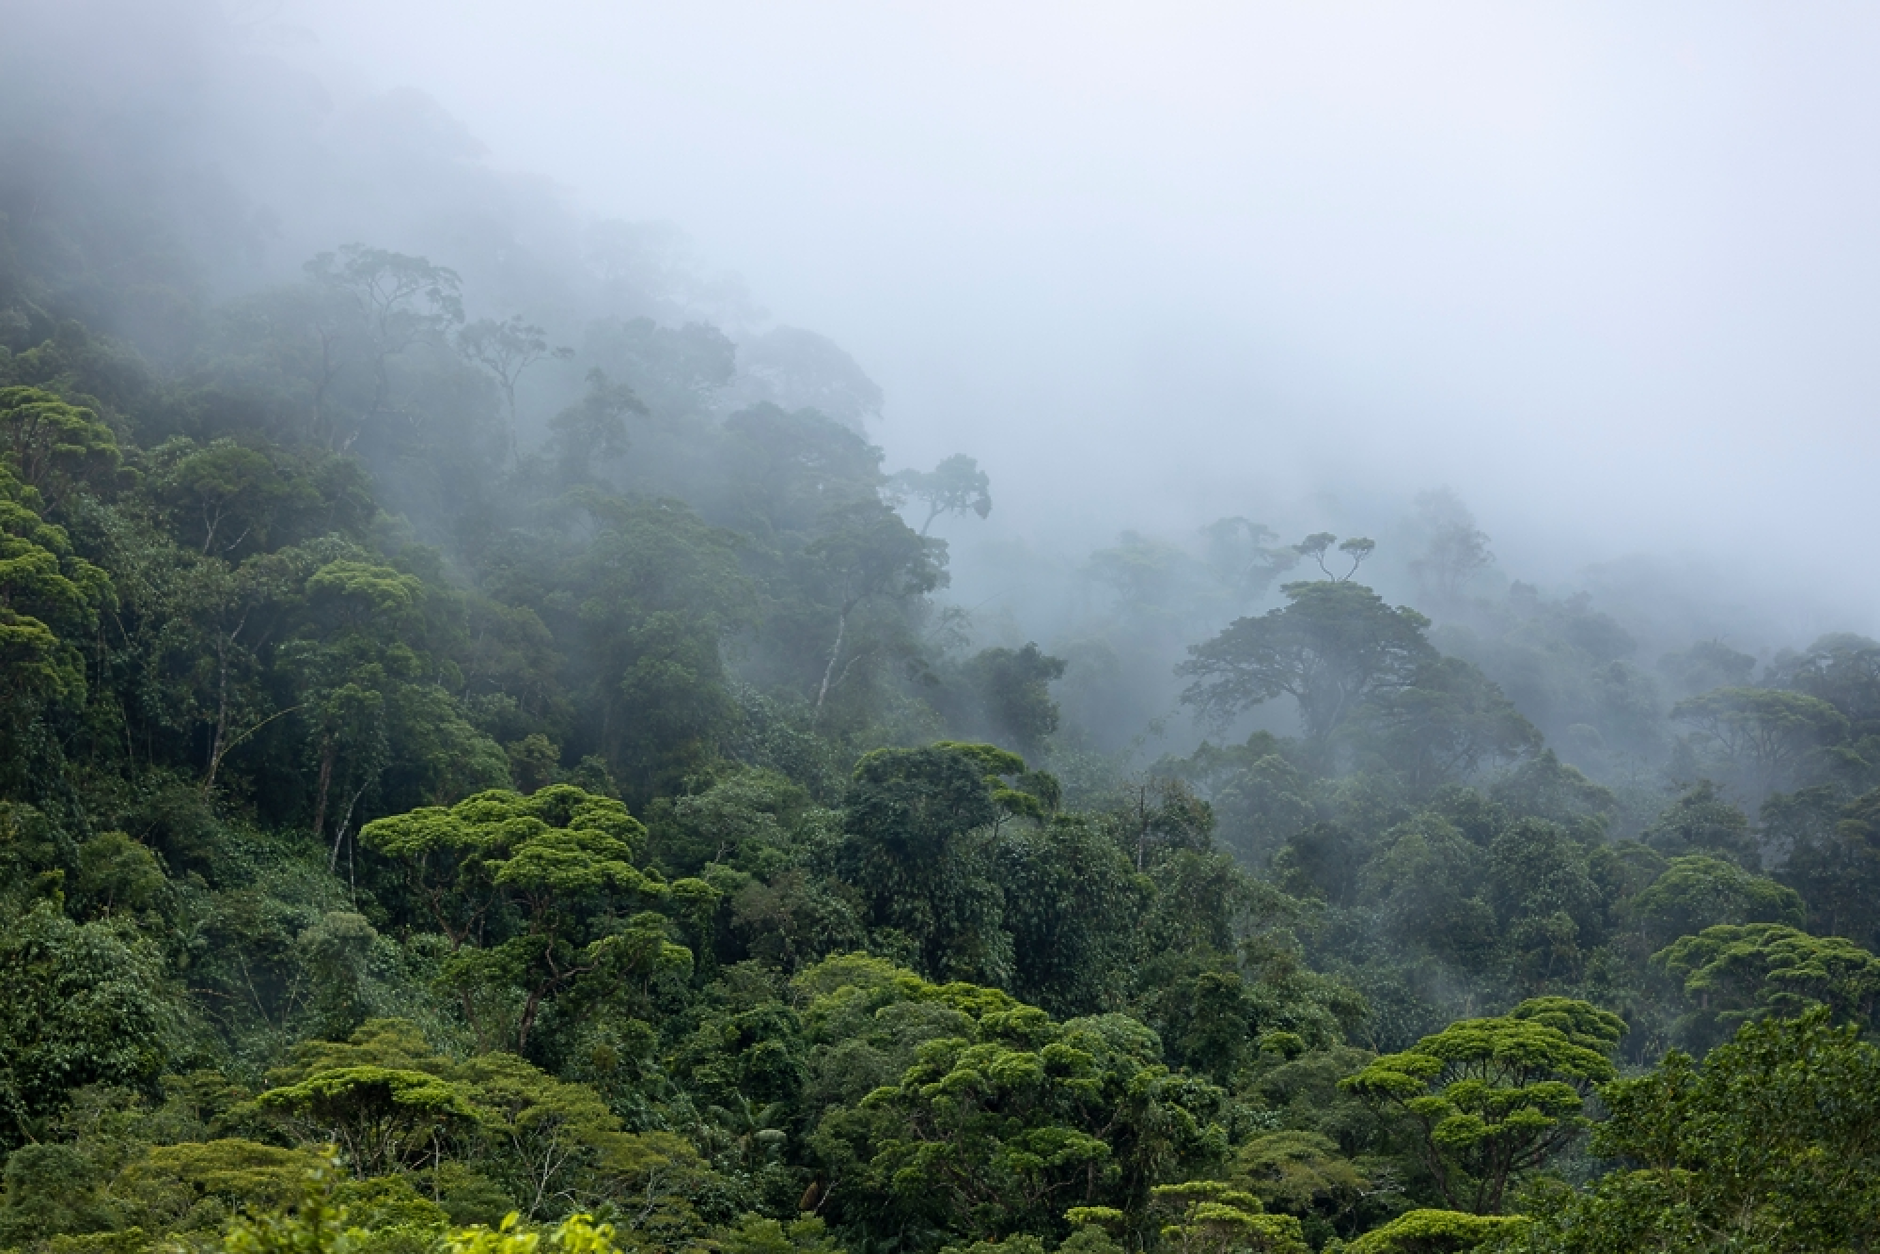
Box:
[312,740,335,846]
[814,606,850,717]
[330,779,369,876]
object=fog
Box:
[8,0,1880,753]
[18,0,1880,1090]
[264,0,1880,632]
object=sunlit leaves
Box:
[1340,999,1622,1214]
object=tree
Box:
[1514,1010,1880,1253]
[1484,820,1602,990]
[836,743,1009,982]
[149,438,313,558]
[1357,657,1542,791]
[0,459,113,764]
[997,815,1145,1017]
[0,1142,119,1247]
[542,491,752,798]
[1778,784,1880,950]
[1361,816,1496,973]
[1767,631,1880,736]
[1199,517,1297,608]
[721,402,885,537]
[1227,1130,1372,1239]
[254,1066,483,1176]
[1655,923,1880,1047]
[1293,533,1375,583]
[457,316,572,463]
[303,245,464,447]
[805,963,1226,1251]
[805,502,946,718]
[1406,490,1493,605]
[1340,999,1624,1214]
[360,786,689,1054]
[1628,855,1804,949]
[1345,1209,1525,1254]
[1179,581,1435,752]
[1638,781,1758,868]
[1670,686,1849,798]
[890,454,992,535]
[1150,1181,1308,1254]
[0,385,121,506]
[0,901,172,1149]
[544,370,644,484]
[958,643,1068,758]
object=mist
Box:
[10,4,1880,1235]
[262,0,1880,629]
[5,0,1878,748]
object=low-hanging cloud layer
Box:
[36,0,1880,635]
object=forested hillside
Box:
[2,7,1878,1253]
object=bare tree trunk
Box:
[312,740,335,847]
[329,780,369,875]
[813,606,850,718]
[200,612,250,797]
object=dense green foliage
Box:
[2,10,1879,1253]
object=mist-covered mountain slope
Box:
[1,4,1877,1253]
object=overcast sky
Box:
[271,0,1880,627]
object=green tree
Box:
[805,502,946,719]
[1637,781,1758,868]
[1340,1000,1624,1214]
[148,438,314,558]
[0,1142,120,1247]
[1180,582,1435,754]
[0,901,172,1150]
[0,461,113,768]
[1776,784,1880,950]
[1513,1009,1880,1253]
[806,963,1226,1251]
[0,385,121,506]
[1628,855,1804,949]
[360,786,688,1054]
[835,744,1010,983]
[1293,533,1376,583]
[957,643,1067,759]
[534,492,751,799]
[1149,1180,1308,1254]
[1345,1208,1524,1254]
[1357,658,1542,793]
[890,454,992,535]
[1670,686,1849,798]
[254,1066,483,1177]
[1654,923,1880,1047]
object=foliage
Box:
[4,46,1880,1254]
[1510,1010,1880,1252]
[1340,1000,1622,1214]
[1654,922,1880,1048]
[0,901,171,1150]
[1179,581,1434,755]
[1343,1208,1524,1254]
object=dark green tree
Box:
[1180,581,1435,754]
[1514,1010,1880,1252]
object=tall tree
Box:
[1179,581,1434,753]
[457,315,572,464]
[890,454,991,535]
[1341,999,1624,1214]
